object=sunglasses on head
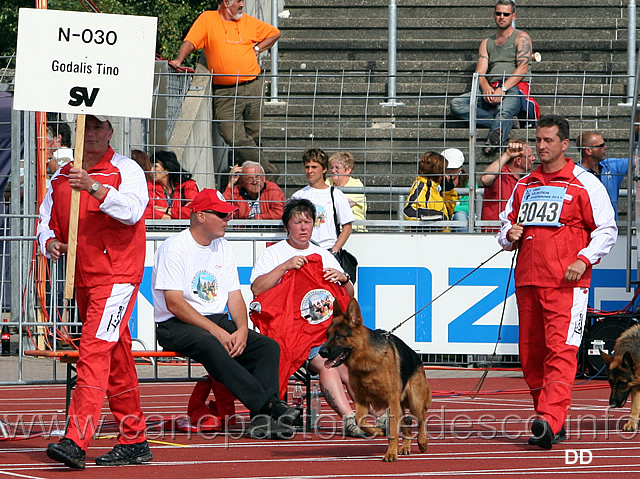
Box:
[495,11,512,17]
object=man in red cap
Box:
[152,189,300,439]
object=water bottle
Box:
[291,384,304,428]
[310,383,321,429]
[1,319,10,356]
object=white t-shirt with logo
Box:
[152,229,240,323]
[290,186,355,249]
[249,239,343,285]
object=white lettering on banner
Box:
[14,8,157,118]
[130,234,636,354]
[565,449,593,465]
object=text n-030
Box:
[58,27,118,46]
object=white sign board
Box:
[13,8,157,118]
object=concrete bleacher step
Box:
[280,17,627,30]
[275,60,630,74]
[267,79,628,97]
[260,0,636,216]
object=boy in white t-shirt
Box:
[291,148,355,252]
[152,189,300,439]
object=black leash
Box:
[386,248,506,337]
[469,248,518,398]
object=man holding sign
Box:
[37,115,151,468]
[498,114,617,450]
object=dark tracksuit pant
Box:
[156,314,280,415]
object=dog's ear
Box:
[622,350,636,370]
[600,348,615,367]
[346,298,363,328]
[333,298,344,318]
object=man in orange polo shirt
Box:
[170,0,281,182]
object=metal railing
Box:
[1,67,637,383]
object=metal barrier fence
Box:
[133,68,635,227]
[0,67,636,384]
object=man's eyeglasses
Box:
[495,11,512,17]
[590,142,606,148]
[223,23,242,44]
[202,210,231,219]
[242,176,262,185]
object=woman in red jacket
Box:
[146,150,199,219]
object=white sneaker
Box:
[343,413,365,438]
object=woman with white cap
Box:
[442,148,469,232]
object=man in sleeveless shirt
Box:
[450,0,532,156]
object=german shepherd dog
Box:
[599,323,640,431]
[319,298,432,461]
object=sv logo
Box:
[68,86,100,107]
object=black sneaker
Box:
[266,397,301,427]
[46,438,86,469]
[249,414,295,440]
[482,129,502,156]
[95,441,153,466]
[530,418,554,449]
[528,426,566,446]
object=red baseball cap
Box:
[190,189,238,214]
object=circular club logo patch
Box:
[300,289,335,325]
[192,271,218,302]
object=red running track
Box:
[1,374,639,478]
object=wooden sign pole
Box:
[64,114,85,300]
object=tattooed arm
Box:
[503,31,532,91]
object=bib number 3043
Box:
[517,186,565,227]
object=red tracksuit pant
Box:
[65,283,147,450]
[516,285,589,434]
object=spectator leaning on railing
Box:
[403,150,461,222]
[45,122,74,175]
[326,152,367,225]
[575,131,628,220]
[480,139,535,224]
[146,150,199,220]
[291,148,355,255]
[223,161,285,219]
[169,0,281,180]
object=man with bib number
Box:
[498,114,617,449]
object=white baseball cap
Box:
[89,115,112,123]
[442,148,465,169]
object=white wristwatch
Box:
[253,44,260,54]
[501,85,508,93]
[90,182,100,194]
